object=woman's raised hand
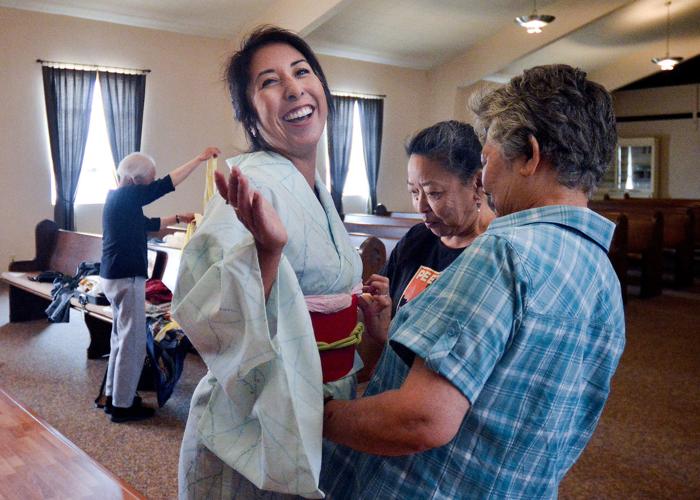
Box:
[196,147,221,162]
[215,168,288,256]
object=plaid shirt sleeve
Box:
[389,234,527,404]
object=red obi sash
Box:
[310,294,361,383]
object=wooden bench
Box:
[591,200,695,287]
[347,233,388,281]
[0,387,144,499]
[387,211,422,220]
[1,220,169,359]
[344,221,413,240]
[603,199,700,263]
[597,210,664,298]
[598,212,629,304]
[344,213,419,227]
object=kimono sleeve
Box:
[171,197,278,382]
[389,235,527,405]
[170,195,325,498]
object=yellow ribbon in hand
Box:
[184,157,218,246]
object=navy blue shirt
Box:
[100,175,175,279]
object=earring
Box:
[476,200,482,213]
[250,127,257,137]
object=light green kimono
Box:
[172,151,362,499]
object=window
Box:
[343,102,370,200]
[50,77,117,205]
[323,101,370,213]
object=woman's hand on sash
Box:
[356,273,392,381]
[358,274,392,345]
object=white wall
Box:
[613,85,700,198]
[0,7,245,269]
[0,8,435,269]
[318,55,431,212]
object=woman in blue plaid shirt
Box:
[316,64,626,499]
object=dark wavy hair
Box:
[224,25,333,152]
[405,120,483,184]
[469,64,617,196]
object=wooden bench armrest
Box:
[8,219,58,272]
[150,250,169,281]
[8,259,41,272]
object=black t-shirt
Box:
[100,175,175,279]
[382,223,466,317]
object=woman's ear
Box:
[473,170,484,198]
[519,135,541,177]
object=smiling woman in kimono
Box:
[171,27,363,499]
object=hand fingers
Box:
[214,171,229,202]
[365,274,389,285]
[203,147,220,159]
[362,281,389,297]
[374,295,391,308]
[357,293,373,312]
[228,168,241,207]
[236,173,253,222]
[251,191,263,224]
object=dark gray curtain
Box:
[99,71,146,167]
[42,67,96,230]
[328,95,355,215]
[357,97,383,212]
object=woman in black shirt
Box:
[359,121,494,372]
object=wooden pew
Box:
[591,200,694,287]
[344,213,418,227]
[388,212,422,220]
[602,199,700,256]
[598,212,629,304]
[633,212,666,297]
[625,211,664,298]
[596,209,663,298]
[0,388,144,499]
[348,233,387,281]
[344,221,412,240]
[1,220,169,358]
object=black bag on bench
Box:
[29,270,64,283]
[46,261,101,323]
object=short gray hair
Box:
[469,64,617,196]
[117,152,156,182]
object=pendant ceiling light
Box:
[652,1,683,71]
[515,0,555,34]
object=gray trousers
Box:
[102,276,147,408]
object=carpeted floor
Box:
[0,282,698,499]
[0,285,205,499]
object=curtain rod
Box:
[36,59,150,75]
[332,90,385,99]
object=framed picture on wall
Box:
[595,137,659,199]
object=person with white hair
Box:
[100,146,220,423]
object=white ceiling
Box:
[3,0,700,89]
[304,0,559,69]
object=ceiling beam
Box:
[427,0,635,122]
[589,37,700,91]
[238,0,354,38]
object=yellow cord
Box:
[184,157,217,246]
[316,322,364,351]
[203,156,217,208]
